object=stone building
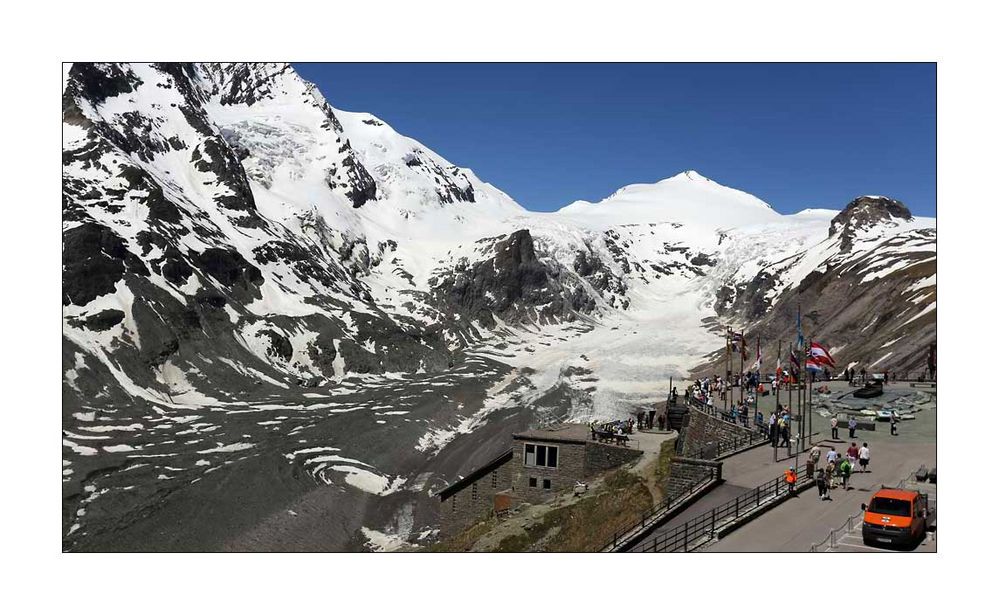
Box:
[436,423,642,536]
[511,424,641,502]
[435,448,513,537]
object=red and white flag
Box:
[809,341,836,367]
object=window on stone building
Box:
[491,470,497,488]
[529,477,537,487]
[450,496,455,512]
[472,483,478,501]
[524,443,558,468]
[542,479,552,490]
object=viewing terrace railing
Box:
[602,463,720,552]
[635,463,813,553]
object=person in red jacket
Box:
[784,467,798,497]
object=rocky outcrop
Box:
[830,196,914,251]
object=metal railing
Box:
[637,464,812,553]
[809,512,863,552]
[602,464,720,551]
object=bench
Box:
[612,433,630,446]
[915,465,929,482]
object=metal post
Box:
[684,522,689,551]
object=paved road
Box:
[706,385,936,552]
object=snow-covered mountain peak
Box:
[555,170,778,230]
[668,169,713,183]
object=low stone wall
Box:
[665,457,721,500]
[680,407,757,457]
[584,441,642,476]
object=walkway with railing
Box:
[635,463,813,552]
[604,403,783,552]
[602,463,720,551]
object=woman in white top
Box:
[858,443,871,472]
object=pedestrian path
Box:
[705,436,936,552]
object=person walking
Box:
[839,457,853,490]
[830,416,839,440]
[826,446,839,466]
[816,466,829,501]
[859,442,871,473]
[846,442,860,469]
[848,416,858,438]
[823,461,836,497]
[890,410,899,436]
[807,444,822,477]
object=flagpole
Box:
[755,335,760,430]
[808,336,813,445]
[725,328,730,416]
[740,329,745,405]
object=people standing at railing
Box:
[768,411,777,443]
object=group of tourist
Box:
[636,407,669,431]
[592,419,634,436]
[808,442,871,500]
[766,405,793,447]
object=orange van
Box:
[860,488,930,547]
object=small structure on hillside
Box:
[435,423,642,536]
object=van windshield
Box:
[869,497,911,516]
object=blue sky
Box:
[294,63,936,217]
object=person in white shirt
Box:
[826,447,839,464]
[859,443,871,472]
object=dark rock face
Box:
[257,328,293,362]
[63,63,143,107]
[326,151,377,208]
[433,230,575,326]
[68,309,125,332]
[63,223,148,306]
[191,248,263,290]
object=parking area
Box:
[818,480,936,552]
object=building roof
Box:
[513,423,592,444]
[434,448,513,501]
